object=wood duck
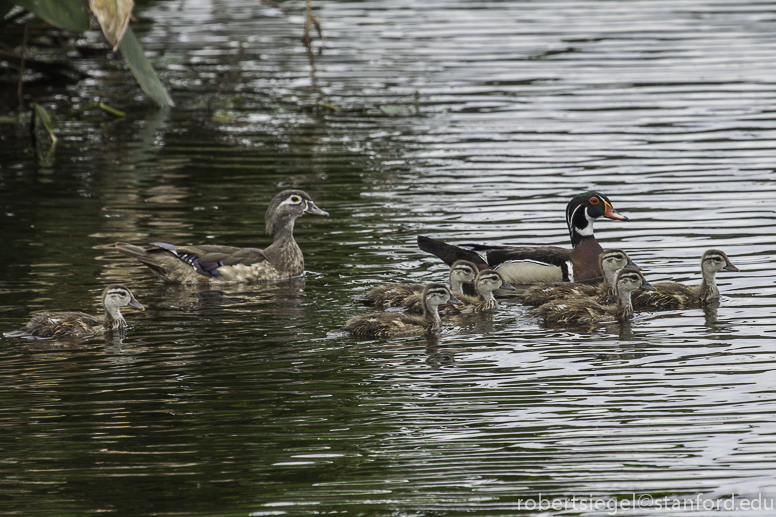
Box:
[522,248,638,306]
[417,191,628,285]
[116,190,328,284]
[339,283,462,338]
[359,260,478,308]
[405,269,515,314]
[8,285,144,339]
[535,267,654,325]
[631,249,739,310]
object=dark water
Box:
[1,0,775,515]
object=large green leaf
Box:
[118,26,174,108]
[14,0,89,32]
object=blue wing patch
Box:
[153,242,222,277]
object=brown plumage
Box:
[359,260,477,308]
[631,249,739,310]
[8,285,144,339]
[339,283,462,338]
[535,267,654,325]
[417,191,629,285]
[404,269,515,314]
[115,190,328,284]
[522,248,638,306]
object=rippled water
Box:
[1,0,775,515]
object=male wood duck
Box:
[631,249,739,310]
[8,285,144,339]
[359,260,478,308]
[405,269,515,314]
[535,267,654,325]
[522,248,638,306]
[339,283,462,338]
[116,190,328,284]
[417,191,628,285]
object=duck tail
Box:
[417,236,487,267]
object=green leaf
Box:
[14,0,90,32]
[98,101,126,117]
[89,0,134,50]
[118,26,174,108]
[31,102,57,145]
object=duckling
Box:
[339,283,462,338]
[523,248,638,306]
[631,249,739,310]
[9,285,144,338]
[404,269,515,314]
[359,260,478,308]
[116,190,328,284]
[535,267,654,325]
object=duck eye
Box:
[290,195,301,203]
[589,197,600,205]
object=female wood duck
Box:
[339,283,462,338]
[631,249,739,310]
[405,269,515,314]
[8,285,144,339]
[360,260,478,308]
[522,248,638,306]
[115,190,328,284]
[535,267,654,325]
[417,191,628,285]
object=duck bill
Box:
[305,201,329,217]
[129,297,145,311]
[603,200,629,222]
[627,258,642,271]
[448,294,464,305]
[500,281,516,291]
[640,279,656,291]
[724,263,740,272]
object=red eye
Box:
[589,197,600,205]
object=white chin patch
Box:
[574,212,595,237]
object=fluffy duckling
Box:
[631,249,738,310]
[116,190,328,284]
[340,283,462,338]
[522,248,638,307]
[359,260,478,308]
[535,267,654,325]
[404,269,515,314]
[9,285,144,339]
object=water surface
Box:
[1,0,775,515]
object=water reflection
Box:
[1,0,776,515]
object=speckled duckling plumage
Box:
[115,190,328,284]
[340,283,462,338]
[405,269,514,314]
[9,285,144,339]
[522,248,638,307]
[363,260,478,309]
[631,249,738,310]
[535,267,654,325]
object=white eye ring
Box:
[290,195,302,203]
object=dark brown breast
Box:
[570,239,604,283]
